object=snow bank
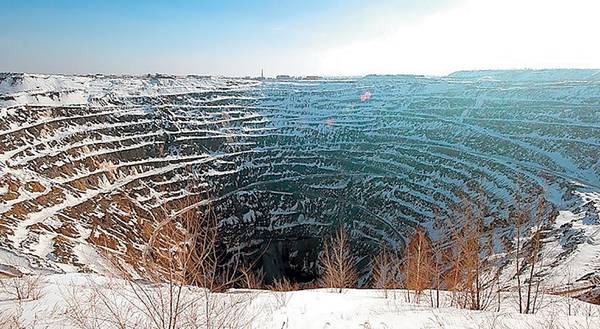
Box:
[0,273,599,329]
[0,73,259,108]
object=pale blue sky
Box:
[1,0,599,76]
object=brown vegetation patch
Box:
[55,221,80,238]
[24,181,45,193]
[88,231,119,251]
[4,201,37,220]
[0,174,21,202]
[34,187,65,208]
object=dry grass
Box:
[268,277,300,292]
[0,308,25,329]
[62,192,257,329]
[63,277,139,329]
[371,246,402,299]
[239,266,264,290]
[266,278,299,310]
[62,274,256,329]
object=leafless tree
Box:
[371,245,402,298]
[512,197,548,314]
[429,238,444,308]
[442,198,500,310]
[319,227,358,293]
[402,226,434,303]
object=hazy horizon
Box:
[4,67,600,79]
[2,0,600,76]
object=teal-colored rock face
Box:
[200,73,600,277]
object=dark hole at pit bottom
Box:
[259,238,321,284]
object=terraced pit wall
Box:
[0,71,599,283]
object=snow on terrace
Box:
[0,74,90,95]
[0,73,259,108]
[0,73,261,274]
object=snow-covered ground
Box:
[0,73,258,108]
[0,273,599,329]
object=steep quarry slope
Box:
[0,71,599,288]
[0,73,263,273]
[239,72,600,285]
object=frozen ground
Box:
[0,273,599,329]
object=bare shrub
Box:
[402,226,434,303]
[266,277,299,309]
[299,281,321,290]
[429,238,444,308]
[512,197,548,314]
[0,307,25,329]
[371,245,402,299]
[63,277,140,329]
[0,275,44,301]
[239,266,264,290]
[64,192,255,329]
[442,199,500,310]
[459,224,499,310]
[268,277,300,292]
[319,227,358,292]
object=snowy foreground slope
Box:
[1,71,600,291]
[1,273,599,329]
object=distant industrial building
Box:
[256,69,266,81]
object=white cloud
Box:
[316,0,600,76]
